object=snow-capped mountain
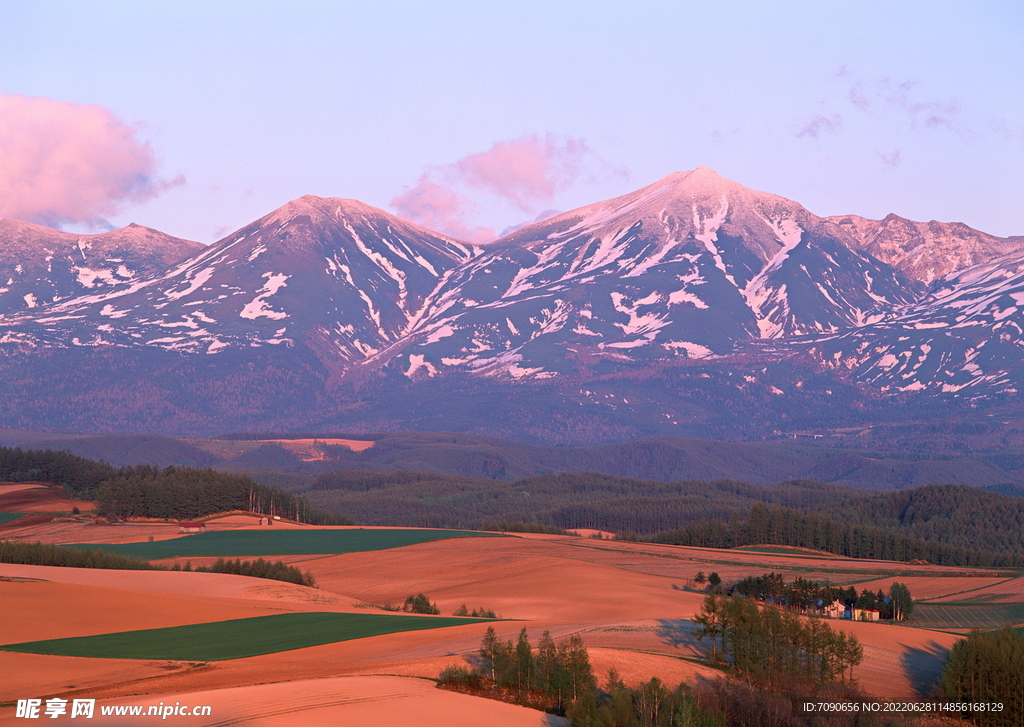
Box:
[1,168,1022,439]
[828,213,1020,284]
[384,168,919,378]
[808,247,1024,395]
[0,219,202,313]
[0,196,478,360]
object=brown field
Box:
[0,676,565,727]
[0,484,47,496]
[184,437,375,462]
[2,521,1017,725]
[922,576,1024,603]
[852,576,1016,601]
[0,485,95,514]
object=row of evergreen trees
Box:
[0,446,349,524]
[576,673,722,727]
[1,541,318,588]
[0,446,115,492]
[692,594,864,685]
[938,627,1024,727]
[0,540,158,570]
[1,544,315,589]
[815,483,1024,556]
[644,502,1024,567]
[182,557,316,588]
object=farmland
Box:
[3,515,1024,724]
[1,612,482,661]
[67,527,498,558]
[906,603,1024,630]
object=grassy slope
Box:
[0,612,483,660]
[67,528,498,558]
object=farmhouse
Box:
[179,521,206,534]
[853,608,880,622]
[823,599,845,619]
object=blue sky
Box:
[1,1,1021,242]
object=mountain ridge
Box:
[1,168,1022,443]
[0,218,203,314]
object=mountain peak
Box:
[641,167,738,199]
[680,165,728,186]
[274,194,371,219]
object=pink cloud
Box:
[843,77,960,131]
[390,175,496,243]
[0,94,181,227]
[797,113,843,139]
[877,149,902,167]
[391,133,621,242]
[451,134,596,211]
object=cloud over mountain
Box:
[390,134,621,242]
[0,94,181,228]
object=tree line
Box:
[440,627,721,726]
[0,446,350,524]
[813,483,1024,557]
[0,541,317,588]
[938,627,1024,727]
[307,470,861,532]
[307,468,1024,567]
[641,502,1024,567]
[731,572,914,621]
[0,540,158,571]
[176,557,316,588]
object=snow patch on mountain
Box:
[239,273,290,320]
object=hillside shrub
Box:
[402,593,440,614]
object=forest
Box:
[937,628,1024,727]
[306,468,1024,565]
[5,445,1024,568]
[0,446,349,524]
[306,470,864,530]
[642,502,1024,567]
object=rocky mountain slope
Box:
[0,219,202,313]
[828,212,1021,284]
[807,245,1024,396]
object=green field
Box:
[66,528,497,558]
[730,545,842,558]
[0,612,484,661]
[906,603,1024,630]
[0,513,25,524]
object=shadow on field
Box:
[901,641,950,696]
[654,619,701,650]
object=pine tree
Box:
[515,627,534,694]
[480,626,500,682]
